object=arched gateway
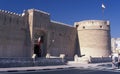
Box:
[33,30,47,57]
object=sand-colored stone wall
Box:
[75,20,111,57]
[0,9,112,60]
[48,21,77,57]
[0,10,31,57]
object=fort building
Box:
[0,9,112,61]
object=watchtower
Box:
[74,20,111,58]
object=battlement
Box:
[0,9,22,17]
[0,9,26,26]
[74,20,110,30]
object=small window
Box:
[76,25,79,28]
[4,16,6,22]
[83,26,85,29]
[9,17,12,23]
[16,19,19,24]
[100,26,102,28]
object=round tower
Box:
[74,20,111,58]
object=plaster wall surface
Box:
[0,10,31,57]
[48,21,77,57]
[75,20,111,57]
[0,9,112,60]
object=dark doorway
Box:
[40,36,44,43]
[33,30,47,57]
[34,44,41,57]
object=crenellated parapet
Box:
[0,9,22,17]
[0,9,26,26]
[74,20,110,30]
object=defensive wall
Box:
[25,9,77,59]
[0,9,112,63]
[74,20,111,58]
[49,21,77,58]
[0,10,31,57]
[0,9,77,59]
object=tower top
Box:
[74,20,110,30]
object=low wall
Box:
[0,58,66,68]
[74,56,112,63]
[90,57,112,63]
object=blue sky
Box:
[0,0,119,38]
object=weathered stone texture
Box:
[26,9,50,57]
[0,9,112,60]
[48,21,77,57]
[75,20,111,58]
[26,9,77,58]
[0,10,31,57]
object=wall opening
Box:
[33,30,46,57]
[100,26,102,28]
[83,26,85,29]
[76,25,79,28]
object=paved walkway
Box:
[0,62,120,73]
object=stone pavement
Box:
[0,62,120,73]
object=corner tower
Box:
[74,20,111,58]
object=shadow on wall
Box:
[74,33,81,57]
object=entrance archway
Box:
[33,30,46,57]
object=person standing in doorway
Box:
[38,37,42,57]
[37,36,44,57]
